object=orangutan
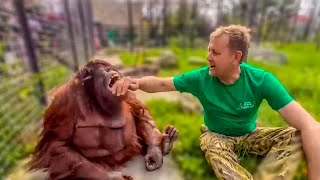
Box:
[28,60,178,180]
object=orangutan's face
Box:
[92,67,123,92]
[79,61,124,95]
[108,70,121,88]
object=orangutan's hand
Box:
[162,125,179,155]
[144,146,163,171]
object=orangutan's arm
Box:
[44,121,115,179]
[133,107,165,171]
[134,108,163,149]
[124,91,162,149]
[48,140,112,180]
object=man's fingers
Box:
[115,82,123,96]
[129,81,139,91]
[120,79,130,95]
[111,80,122,95]
[111,77,137,96]
[116,79,125,96]
[111,81,117,94]
[111,81,116,93]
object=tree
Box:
[161,0,168,45]
[189,0,198,47]
[303,0,318,40]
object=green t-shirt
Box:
[173,63,293,136]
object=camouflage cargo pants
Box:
[200,125,304,180]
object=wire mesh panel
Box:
[0,1,42,177]
[0,0,95,178]
[0,0,151,177]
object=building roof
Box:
[92,1,143,28]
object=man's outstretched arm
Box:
[111,76,176,96]
[278,101,320,180]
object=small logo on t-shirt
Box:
[240,101,255,109]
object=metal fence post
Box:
[127,0,134,52]
[78,0,89,62]
[87,0,95,56]
[64,0,79,71]
[14,0,46,105]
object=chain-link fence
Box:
[0,0,97,177]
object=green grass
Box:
[248,43,320,126]
[157,47,207,77]
[119,48,165,66]
[146,99,214,180]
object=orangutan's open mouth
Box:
[109,73,120,88]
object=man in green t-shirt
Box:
[111,25,320,180]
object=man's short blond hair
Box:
[210,25,251,63]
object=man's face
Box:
[207,34,235,77]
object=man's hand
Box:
[279,101,320,179]
[144,146,163,171]
[111,77,139,96]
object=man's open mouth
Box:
[210,65,215,68]
[109,74,120,88]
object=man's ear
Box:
[234,51,243,64]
